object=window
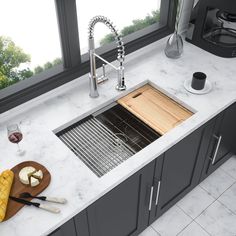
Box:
[0,0,177,113]
[0,0,61,91]
[76,0,161,54]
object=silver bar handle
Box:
[211,135,222,165]
[155,181,161,206]
[93,52,118,71]
[97,64,108,84]
[148,186,154,211]
[102,64,106,77]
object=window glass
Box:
[76,0,161,54]
[0,0,61,90]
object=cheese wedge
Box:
[19,166,43,187]
[0,170,14,222]
[30,176,40,187]
[32,170,43,180]
[19,166,36,185]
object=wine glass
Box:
[7,124,25,155]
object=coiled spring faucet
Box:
[88,16,126,98]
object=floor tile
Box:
[177,221,210,236]
[151,205,192,236]
[220,156,236,180]
[139,227,160,236]
[218,182,236,214]
[199,168,235,198]
[177,186,215,219]
[195,200,236,236]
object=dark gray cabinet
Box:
[149,127,205,223]
[201,102,236,179]
[49,103,236,236]
[49,218,77,236]
[74,211,90,236]
[49,210,89,236]
[87,160,156,236]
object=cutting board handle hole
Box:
[132,92,142,98]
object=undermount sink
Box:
[56,83,193,177]
[57,103,160,177]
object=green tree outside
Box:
[34,66,44,75]
[100,10,160,45]
[44,62,53,70]
[0,36,63,90]
[52,58,62,66]
[0,10,158,90]
[0,36,32,89]
[34,58,62,75]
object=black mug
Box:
[191,72,207,90]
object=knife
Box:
[10,196,60,214]
[19,192,67,204]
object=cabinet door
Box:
[149,127,204,222]
[202,102,236,177]
[87,161,155,236]
[49,218,77,236]
[49,210,89,236]
[74,210,90,236]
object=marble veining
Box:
[0,37,236,236]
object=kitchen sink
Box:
[56,103,160,177]
[56,83,193,177]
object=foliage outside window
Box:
[0,0,61,90]
[100,10,160,46]
[0,36,62,90]
[0,9,160,90]
[76,0,161,53]
[0,36,31,89]
[0,0,176,114]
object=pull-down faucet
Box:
[88,16,126,98]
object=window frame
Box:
[0,0,178,113]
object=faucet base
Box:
[116,84,126,91]
[89,91,99,98]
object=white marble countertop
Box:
[0,37,236,236]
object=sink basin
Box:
[56,83,193,177]
[57,103,160,177]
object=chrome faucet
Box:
[88,16,126,98]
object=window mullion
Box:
[55,0,81,68]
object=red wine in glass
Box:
[7,124,25,155]
[8,132,23,144]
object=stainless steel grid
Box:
[58,117,136,177]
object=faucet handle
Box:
[97,64,108,84]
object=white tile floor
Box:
[139,156,236,236]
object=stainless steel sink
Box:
[56,103,160,177]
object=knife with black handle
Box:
[10,196,60,214]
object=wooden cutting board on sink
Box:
[118,84,193,135]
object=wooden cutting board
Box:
[118,84,193,135]
[4,161,51,221]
